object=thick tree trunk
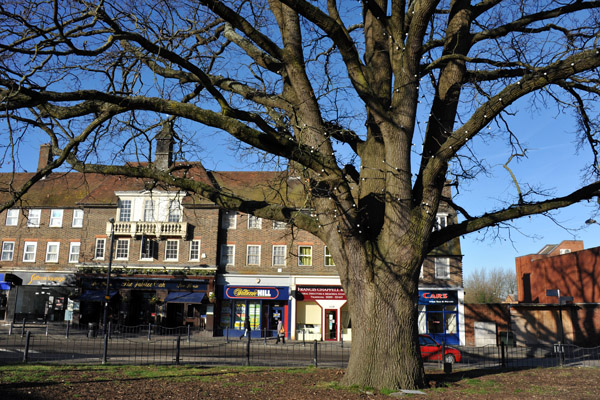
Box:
[341,258,425,390]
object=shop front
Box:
[218,285,289,339]
[8,272,77,322]
[79,276,213,329]
[418,289,463,345]
[295,286,349,342]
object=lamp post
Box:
[102,218,116,337]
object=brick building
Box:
[1,140,465,344]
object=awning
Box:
[164,292,205,304]
[79,290,118,302]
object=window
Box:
[434,214,447,231]
[1,241,15,261]
[248,215,262,229]
[140,237,157,260]
[324,247,335,266]
[221,211,236,229]
[559,249,571,255]
[165,240,179,261]
[272,221,287,230]
[143,200,154,222]
[298,246,312,266]
[72,209,84,227]
[95,238,106,260]
[272,245,286,266]
[118,199,131,222]
[69,242,80,263]
[23,242,37,262]
[27,209,41,227]
[115,239,129,259]
[45,242,60,263]
[435,257,450,279]
[247,245,261,265]
[220,244,235,266]
[189,240,201,261]
[49,209,63,227]
[6,209,18,226]
[168,200,181,222]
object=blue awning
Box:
[164,292,205,303]
[80,290,118,302]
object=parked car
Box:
[419,334,462,364]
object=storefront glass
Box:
[418,290,460,345]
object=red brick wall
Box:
[464,303,510,346]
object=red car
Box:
[419,334,462,364]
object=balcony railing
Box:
[107,221,187,238]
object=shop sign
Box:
[298,286,346,301]
[224,286,289,300]
[418,290,457,304]
[83,278,207,291]
[15,272,76,286]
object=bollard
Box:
[263,327,267,345]
[102,331,109,364]
[226,326,229,344]
[187,325,191,343]
[147,323,152,341]
[21,318,26,337]
[302,329,306,347]
[23,331,31,363]
[245,332,251,366]
[9,320,13,336]
[175,335,181,365]
[45,325,49,336]
[65,321,70,338]
[313,340,318,367]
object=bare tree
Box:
[2,0,600,390]
[464,267,517,303]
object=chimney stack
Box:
[37,143,53,172]
[155,122,175,171]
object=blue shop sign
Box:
[418,290,457,305]
[83,278,208,291]
[224,286,289,301]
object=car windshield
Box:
[420,336,438,346]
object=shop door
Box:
[325,309,338,341]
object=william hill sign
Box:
[224,286,288,301]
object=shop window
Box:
[45,242,60,263]
[248,215,262,229]
[272,245,286,266]
[168,200,181,222]
[298,245,312,266]
[221,211,236,229]
[23,241,37,262]
[189,240,201,261]
[165,240,179,261]
[435,257,450,279]
[234,301,246,330]
[115,239,129,259]
[69,242,80,263]
[95,238,106,260]
[1,241,15,261]
[27,209,41,227]
[140,237,157,260]
[143,199,154,222]
[220,244,235,266]
[246,245,261,265]
[118,199,131,222]
[49,209,63,227]
[6,209,18,226]
[272,220,287,230]
[445,305,457,334]
[72,209,84,227]
[324,247,335,266]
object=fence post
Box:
[9,320,13,335]
[147,323,152,341]
[225,326,229,344]
[108,321,112,339]
[175,335,181,365]
[500,342,506,368]
[302,329,305,347]
[102,330,109,364]
[45,324,49,336]
[263,327,267,345]
[313,340,318,367]
[21,318,26,337]
[23,331,31,363]
[187,325,191,343]
[65,321,70,338]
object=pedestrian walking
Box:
[240,315,251,340]
[275,318,285,344]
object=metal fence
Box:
[2,322,600,370]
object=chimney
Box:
[155,122,175,171]
[37,143,53,172]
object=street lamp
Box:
[102,218,116,337]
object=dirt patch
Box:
[1,365,599,399]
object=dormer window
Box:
[118,200,132,222]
